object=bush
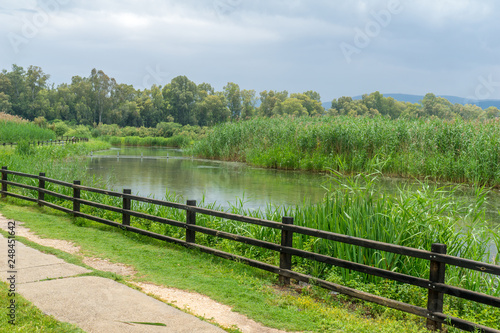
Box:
[65,125,91,138]
[52,121,70,136]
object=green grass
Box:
[0,120,56,143]
[189,116,500,186]
[0,201,431,333]
[0,140,110,185]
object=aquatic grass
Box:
[101,135,192,148]
[189,116,500,186]
[0,119,56,143]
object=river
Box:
[87,147,328,210]
[86,147,500,229]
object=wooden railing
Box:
[0,167,499,333]
[0,137,88,147]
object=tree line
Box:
[0,64,324,127]
[1,64,499,129]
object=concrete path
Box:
[0,222,225,332]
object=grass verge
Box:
[0,200,430,333]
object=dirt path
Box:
[0,214,293,333]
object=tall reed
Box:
[0,120,56,142]
[189,116,500,186]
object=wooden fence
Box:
[0,136,88,147]
[1,167,499,333]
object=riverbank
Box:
[0,202,431,333]
[1,129,499,330]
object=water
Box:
[86,147,500,228]
[87,147,329,210]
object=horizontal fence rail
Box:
[0,167,499,333]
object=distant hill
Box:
[322,93,500,110]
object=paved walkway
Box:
[0,220,225,333]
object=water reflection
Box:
[87,147,500,228]
[87,147,328,210]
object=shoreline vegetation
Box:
[189,116,500,187]
[1,114,499,331]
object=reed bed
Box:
[101,135,191,148]
[0,120,56,142]
[189,116,500,186]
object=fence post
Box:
[186,200,197,244]
[122,189,131,226]
[279,216,294,285]
[1,166,7,198]
[73,180,81,216]
[38,172,45,206]
[426,243,447,331]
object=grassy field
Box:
[0,201,432,333]
[189,116,500,186]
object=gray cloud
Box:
[1,0,500,100]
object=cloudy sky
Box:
[1,0,499,102]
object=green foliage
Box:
[0,120,56,142]
[155,121,182,137]
[65,125,91,138]
[190,116,500,186]
[100,135,191,148]
[3,64,498,133]
[52,121,70,136]
[0,140,110,186]
[15,140,35,155]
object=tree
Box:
[223,82,242,120]
[290,92,324,116]
[304,90,321,102]
[331,96,353,115]
[240,89,257,119]
[421,93,454,119]
[70,76,93,125]
[90,68,115,124]
[198,83,214,96]
[162,76,197,125]
[258,90,288,117]
[196,94,230,126]
[0,92,11,113]
[3,65,29,118]
[273,98,308,116]
[26,65,49,102]
[484,106,500,119]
